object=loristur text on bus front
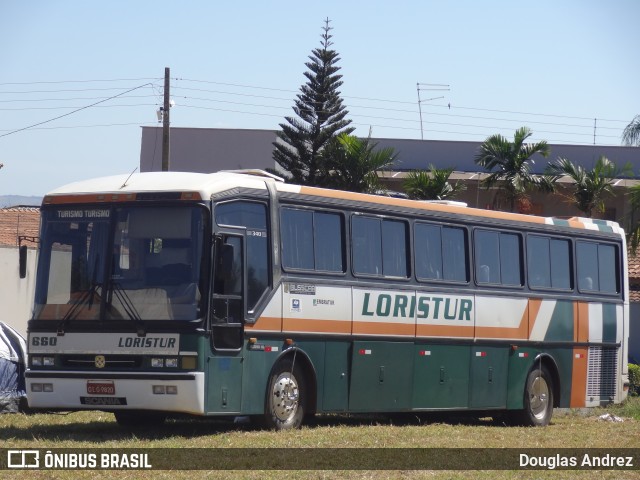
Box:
[361,292,473,321]
[117,337,176,349]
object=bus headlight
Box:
[151,358,164,368]
[43,357,55,366]
[165,358,178,368]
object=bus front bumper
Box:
[25,370,205,415]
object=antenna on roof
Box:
[120,167,138,189]
[417,82,450,140]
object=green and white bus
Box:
[26,170,630,428]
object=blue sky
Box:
[0,0,638,196]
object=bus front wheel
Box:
[263,359,305,430]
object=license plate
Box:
[87,380,115,395]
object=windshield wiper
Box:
[57,255,101,336]
[108,281,146,337]
[56,282,102,336]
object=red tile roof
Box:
[0,207,40,247]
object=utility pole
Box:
[416,82,449,140]
[161,67,171,172]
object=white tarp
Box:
[0,322,27,413]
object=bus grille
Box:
[587,347,617,399]
[61,355,142,370]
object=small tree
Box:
[403,165,466,201]
[622,115,640,146]
[474,127,550,212]
[322,133,397,193]
[546,156,630,217]
[272,18,353,186]
[625,177,640,252]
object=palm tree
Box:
[474,127,550,212]
[403,165,466,201]
[323,133,398,193]
[545,156,630,217]
[622,115,640,146]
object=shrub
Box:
[629,364,640,396]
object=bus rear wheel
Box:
[513,365,554,426]
[263,359,305,430]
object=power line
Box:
[175,93,623,132]
[0,104,157,112]
[0,77,161,86]
[0,84,161,95]
[0,94,157,103]
[0,122,157,132]
[0,74,630,146]
[0,83,154,139]
[176,77,631,123]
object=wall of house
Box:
[630,304,640,364]
[0,246,36,339]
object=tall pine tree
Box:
[272,18,353,186]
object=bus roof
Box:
[42,171,624,236]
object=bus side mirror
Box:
[19,245,27,279]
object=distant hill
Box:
[0,195,42,207]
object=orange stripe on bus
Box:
[245,316,282,332]
[299,186,550,225]
[353,321,416,336]
[250,298,572,340]
[475,301,531,340]
[576,302,589,343]
[528,298,542,339]
[44,194,119,204]
[416,324,473,338]
[568,220,585,229]
[570,347,589,408]
[283,318,351,334]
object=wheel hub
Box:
[530,375,550,420]
[271,373,299,422]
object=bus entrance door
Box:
[207,234,244,413]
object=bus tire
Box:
[515,365,554,426]
[264,358,305,430]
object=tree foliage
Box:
[474,127,550,212]
[272,18,353,186]
[322,133,397,193]
[403,165,466,201]
[626,183,640,253]
[545,156,630,217]
[622,115,640,146]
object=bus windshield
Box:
[34,205,207,324]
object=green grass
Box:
[1,397,639,479]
